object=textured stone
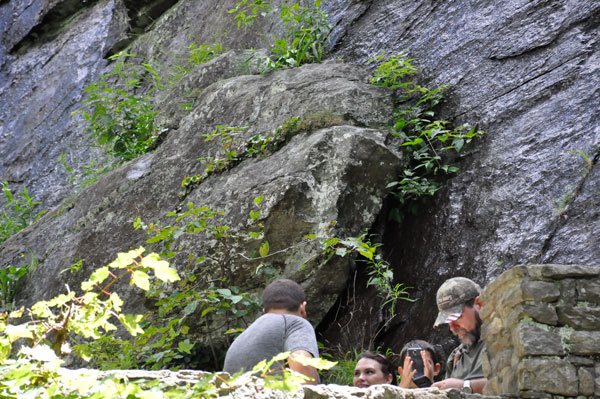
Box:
[518,392,552,399]
[0,62,400,359]
[1,0,600,385]
[480,266,527,305]
[517,358,578,396]
[578,367,594,396]
[506,302,559,326]
[527,265,600,280]
[499,366,518,395]
[567,355,595,367]
[595,362,600,398]
[488,348,512,373]
[558,305,600,330]
[495,280,560,318]
[578,280,600,303]
[303,384,455,398]
[558,278,579,305]
[482,376,499,396]
[520,280,561,302]
[571,331,600,355]
[481,321,511,356]
[481,315,503,342]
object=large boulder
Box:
[0,59,399,354]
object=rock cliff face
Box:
[0,0,598,371]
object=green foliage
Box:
[0,181,46,243]
[319,349,360,385]
[265,0,330,70]
[325,233,415,314]
[370,51,418,89]
[188,42,225,65]
[230,0,330,71]
[229,0,273,29]
[180,125,249,195]
[126,200,268,369]
[182,114,347,196]
[0,247,179,363]
[369,52,484,220]
[0,348,335,398]
[78,39,227,162]
[59,152,119,190]
[78,52,164,160]
[0,265,28,310]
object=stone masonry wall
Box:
[480,264,600,398]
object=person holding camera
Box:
[397,340,442,388]
[430,277,487,394]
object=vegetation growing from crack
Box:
[77,52,166,161]
[76,0,328,167]
[230,0,330,72]
[553,149,597,218]
[179,112,348,197]
[369,52,484,221]
[0,181,46,244]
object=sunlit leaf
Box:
[131,270,150,291]
[119,314,144,336]
[259,241,269,257]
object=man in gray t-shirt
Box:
[223,279,319,384]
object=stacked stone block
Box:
[480,264,600,398]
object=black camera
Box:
[407,347,432,388]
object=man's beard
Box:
[454,311,482,346]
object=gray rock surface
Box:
[323,0,600,355]
[0,0,130,206]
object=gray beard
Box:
[456,312,482,346]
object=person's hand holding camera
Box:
[398,354,417,388]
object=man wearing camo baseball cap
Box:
[430,277,487,394]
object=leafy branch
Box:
[369,52,484,220]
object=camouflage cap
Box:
[433,277,481,327]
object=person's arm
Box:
[431,377,487,394]
[288,350,319,385]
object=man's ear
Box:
[433,363,441,376]
[474,296,483,309]
[299,301,307,318]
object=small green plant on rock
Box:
[181,113,347,197]
[369,52,484,220]
[0,265,28,310]
[230,0,330,71]
[320,232,415,314]
[0,181,46,243]
[188,42,225,65]
[78,52,165,161]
